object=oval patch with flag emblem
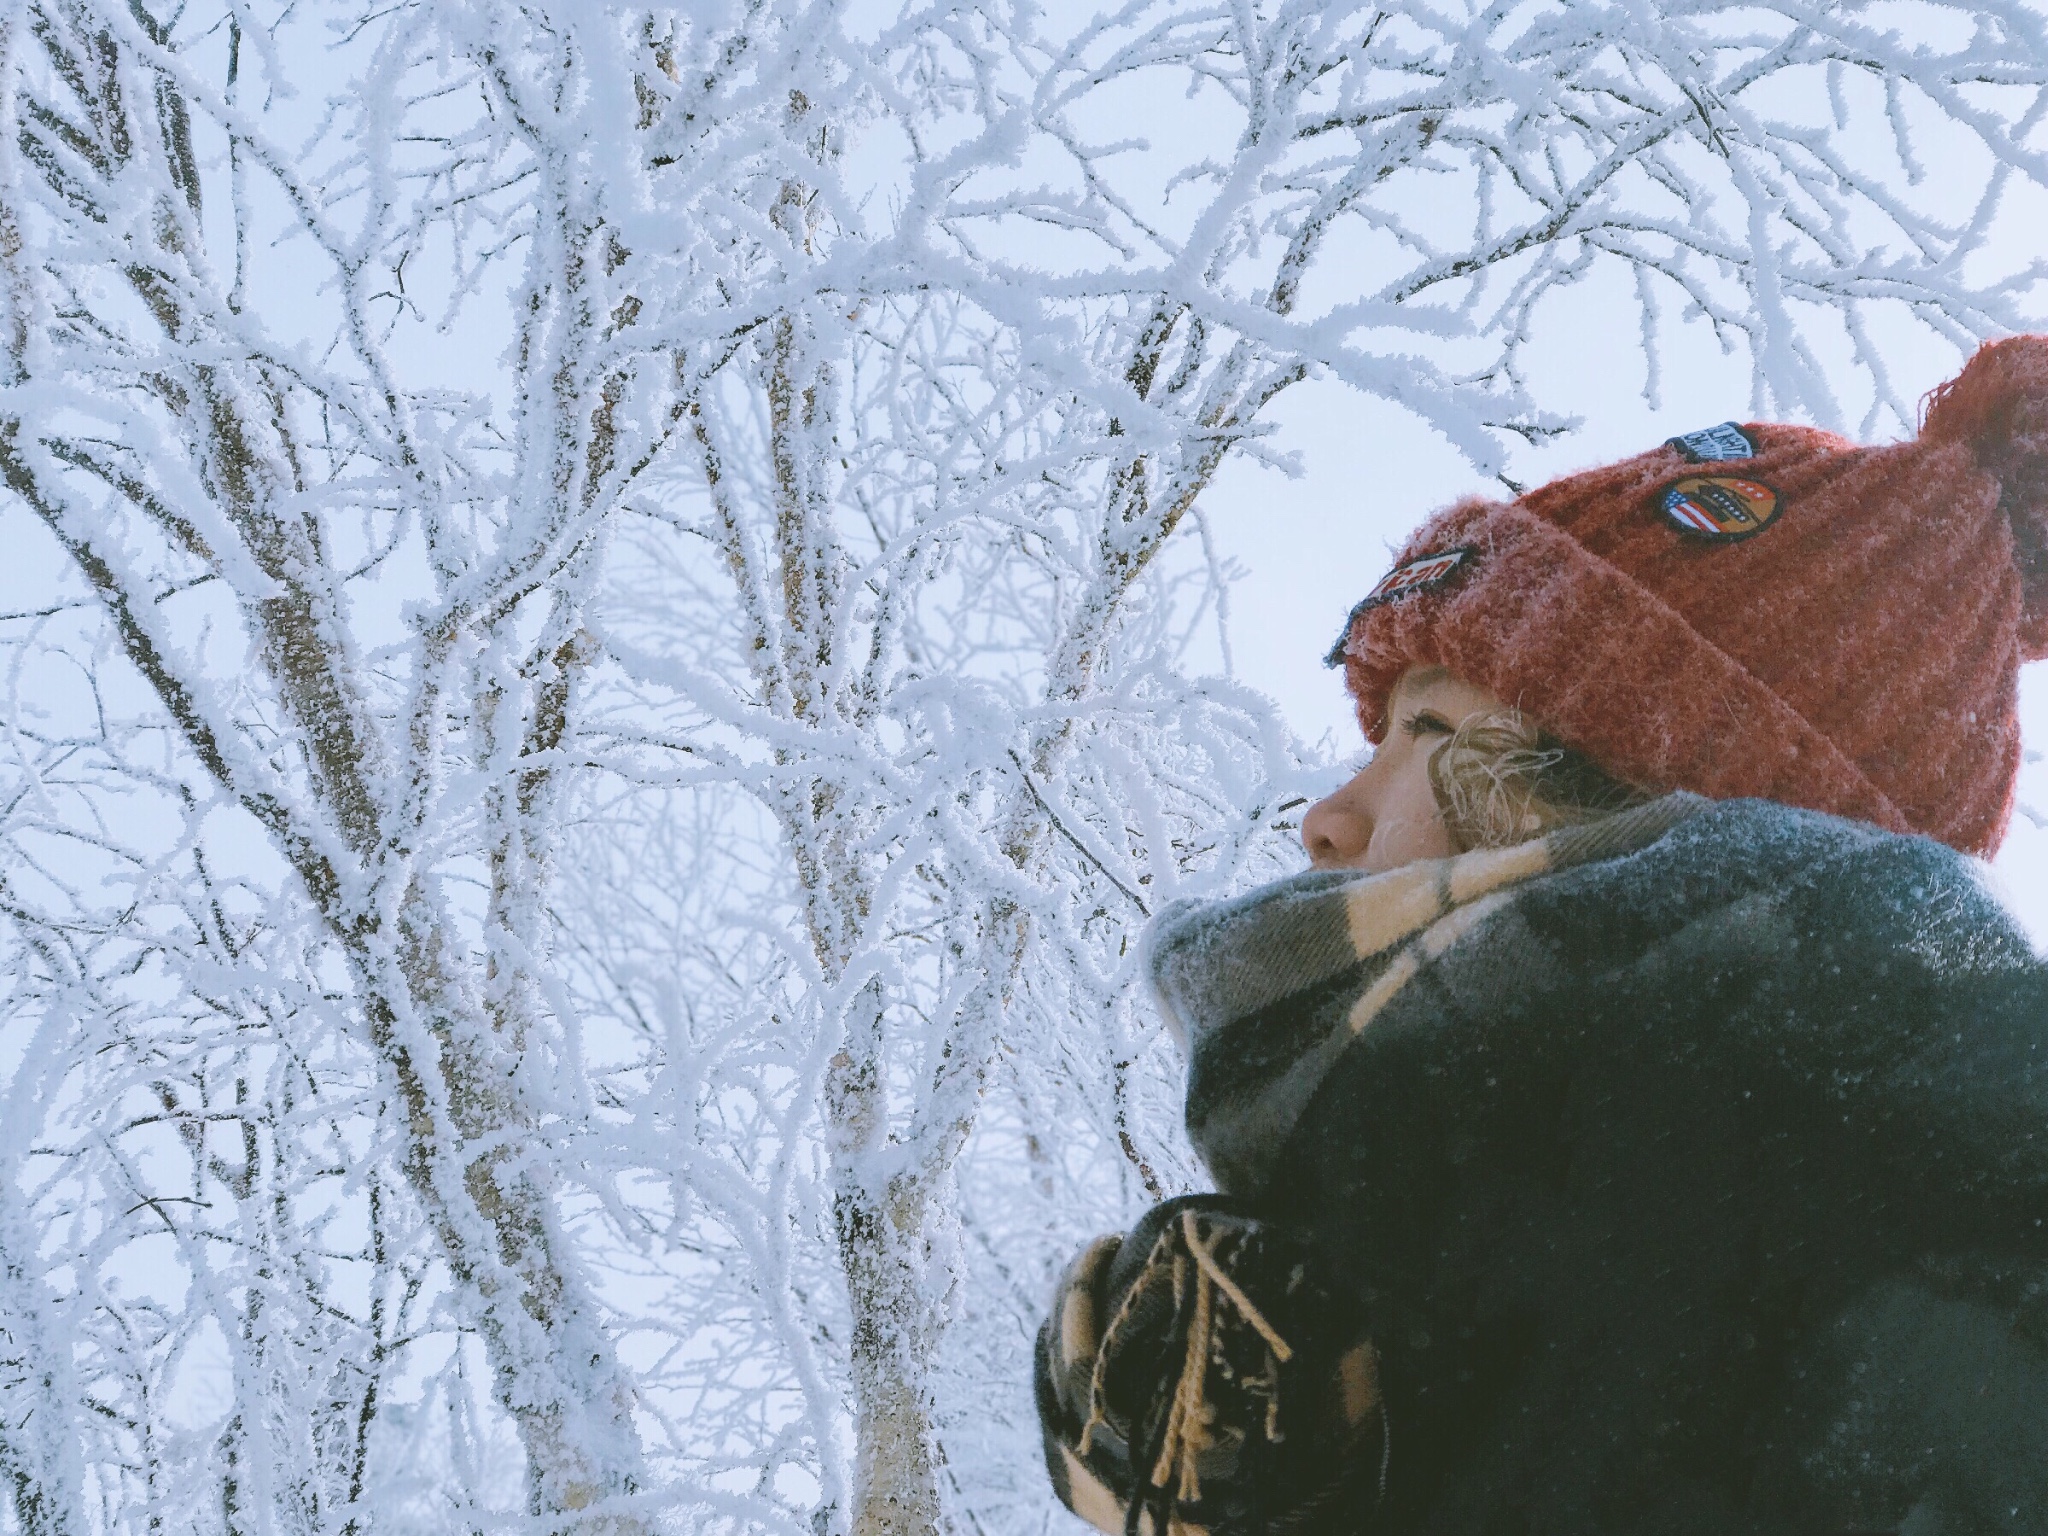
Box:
[1659,476,1781,541]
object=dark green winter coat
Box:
[1148,796,2048,1535]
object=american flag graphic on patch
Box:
[1664,493,1723,534]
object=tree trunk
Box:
[834,1177,944,1536]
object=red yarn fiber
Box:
[1337,337,2048,857]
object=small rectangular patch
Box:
[1667,422,1755,463]
[1323,546,1476,664]
[1362,546,1471,605]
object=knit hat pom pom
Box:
[1920,335,2048,657]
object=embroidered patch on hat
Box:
[1360,546,1474,608]
[1323,547,1476,665]
[1667,422,1756,463]
[1659,476,1781,540]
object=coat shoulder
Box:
[1559,795,2038,980]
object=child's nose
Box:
[1301,770,1375,867]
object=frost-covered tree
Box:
[0,2,2042,1533]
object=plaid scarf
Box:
[1147,793,1703,1195]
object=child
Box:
[1036,338,2048,1536]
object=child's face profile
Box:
[1301,665,1505,872]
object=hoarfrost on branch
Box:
[0,1,2040,1532]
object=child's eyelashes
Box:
[1400,710,1454,738]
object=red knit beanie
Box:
[1332,336,2048,857]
